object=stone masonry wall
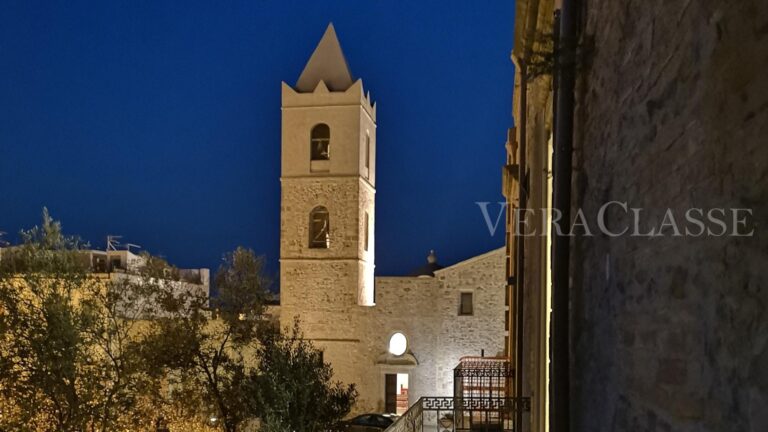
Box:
[281,177,365,260]
[279,259,373,409]
[521,68,554,432]
[288,247,508,414]
[365,277,442,409]
[572,1,768,431]
[359,248,507,410]
[433,248,508,394]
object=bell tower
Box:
[280,24,376,338]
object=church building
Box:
[278,24,508,414]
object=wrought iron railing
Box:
[454,357,514,400]
[385,397,531,432]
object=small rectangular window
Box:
[459,292,473,316]
[364,212,370,251]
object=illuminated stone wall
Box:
[571,1,768,431]
[432,248,508,394]
[278,29,506,414]
[279,248,507,414]
[354,248,506,413]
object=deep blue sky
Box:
[0,1,515,282]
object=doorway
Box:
[384,373,409,415]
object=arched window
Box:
[310,124,330,161]
[309,206,330,249]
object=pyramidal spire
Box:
[296,23,354,92]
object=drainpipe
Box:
[510,53,527,432]
[551,1,578,432]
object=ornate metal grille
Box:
[454,357,515,401]
[383,358,526,432]
[385,396,530,432]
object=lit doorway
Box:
[384,373,409,415]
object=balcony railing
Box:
[454,357,514,400]
[385,396,531,432]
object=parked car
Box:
[341,413,396,432]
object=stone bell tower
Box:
[279,24,376,392]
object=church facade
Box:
[278,24,507,414]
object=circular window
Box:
[388,333,407,356]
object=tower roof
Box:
[296,23,354,92]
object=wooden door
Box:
[385,374,397,414]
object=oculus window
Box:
[388,333,407,356]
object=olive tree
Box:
[140,247,270,432]
[0,209,154,431]
[249,320,358,432]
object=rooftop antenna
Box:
[124,243,142,253]
[107,235,141,253]
[106,235,122,251]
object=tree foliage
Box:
[140,247,270,432]
[251,320,358,432]
[0,211,359,431]
[0,209,154,431]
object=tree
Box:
[0,209,153,431]
[140,247,270,432]
[250,320,358,432]
[0,211,356,431]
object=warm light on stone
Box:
[278,25,507,413]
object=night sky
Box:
[0,1,515,284]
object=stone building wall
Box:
[509,3,557,430]
[365,276,442,409]
[280,177,367,261]
[279,259,373,411]
[519,70,554,432]
[358,248,508,409]
[281,80,376,179]
[280,260,363,336]
[571,1,768,431]
[433,248,508,393]
[278,23,508,416]
[279,176,375,410]
[280,247,507,414]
